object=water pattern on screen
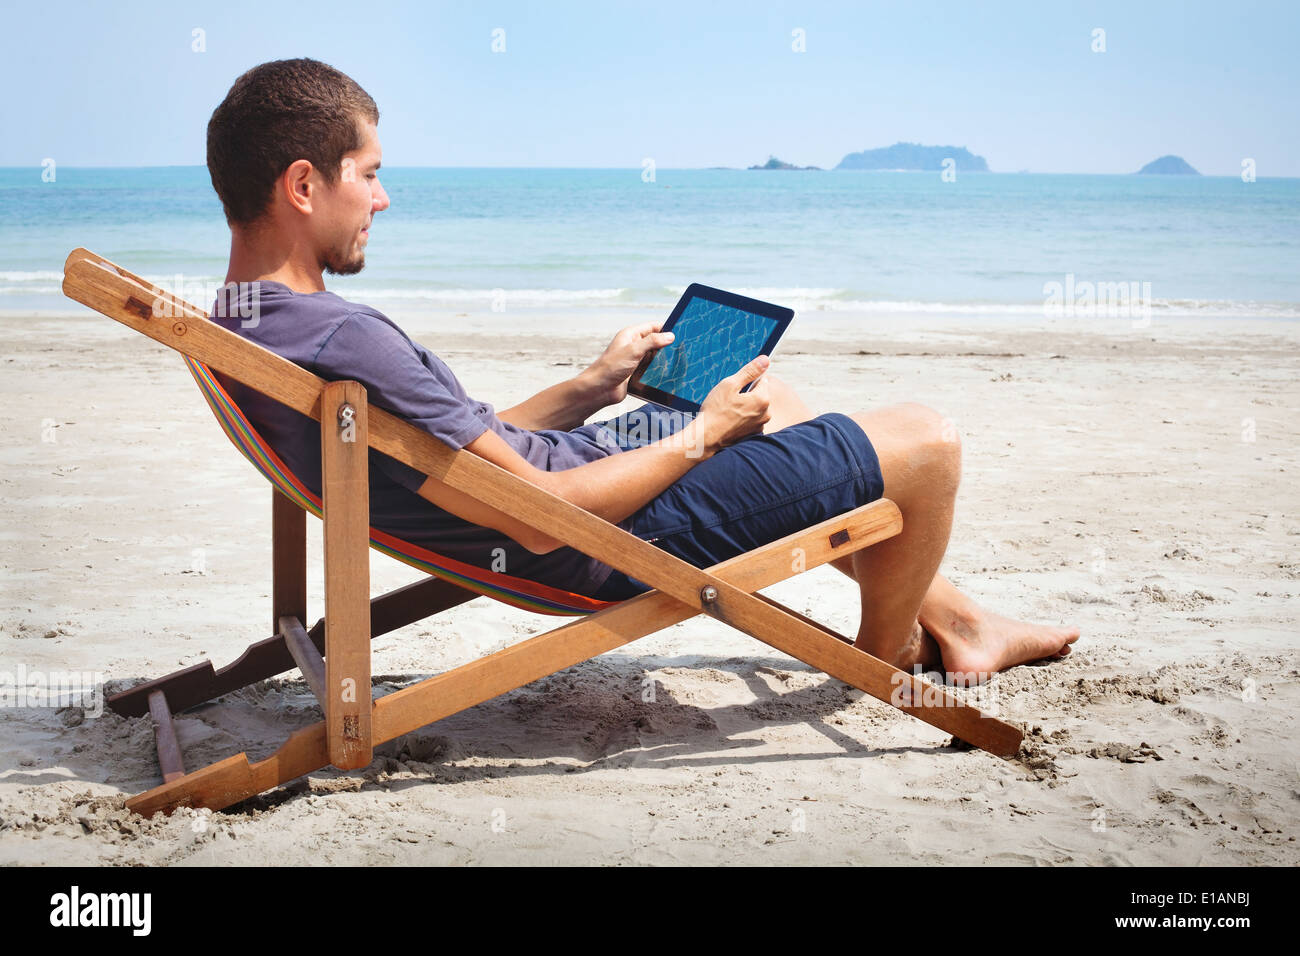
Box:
[640,297,777,406]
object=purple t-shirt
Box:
[208,280,624,596]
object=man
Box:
[207,58,1078,684]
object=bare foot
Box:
[919,604,1080,686]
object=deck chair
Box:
[61,248,1026,816]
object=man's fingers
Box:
[733,354,770,384]
[627,322,672,348]
[747,375,772,403]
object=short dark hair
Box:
[206,58,379,227]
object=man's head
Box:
[207,58,388,276]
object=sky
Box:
[3,0,1297,175]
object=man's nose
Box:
[372,180,390,212]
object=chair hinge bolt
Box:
[700,585,718,605]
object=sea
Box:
[2,166,1297,321]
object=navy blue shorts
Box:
[586,402,884,601]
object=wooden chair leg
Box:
[281,616,326,706]
[272,488,307,635]
[320,381,373,770]
[146,690,187,783]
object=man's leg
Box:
[840,402,962,667]
[763,375,955,663]
[762,375,1079,682]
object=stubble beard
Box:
[322,236,366,276]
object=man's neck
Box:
[224,224,325,293]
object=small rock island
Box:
[835,142,989,171]
[1136,155,1200,175]
[747,155,821,170]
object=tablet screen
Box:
[637,296,782,408]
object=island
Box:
[747,155,822,170]
[1136,155,1200,175]
[834,142,989,172]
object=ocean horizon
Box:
[4,166,1298,320]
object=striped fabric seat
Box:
[183,356,617,617]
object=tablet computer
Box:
[626,284,794,414]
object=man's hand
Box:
[696,354,772,451]
[580,321,675,408]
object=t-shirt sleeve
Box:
[311,311,490,491]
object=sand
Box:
[1,307,1297,865]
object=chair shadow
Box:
[259,652,968,811]
[13,652,977,816]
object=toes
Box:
[1052,627,1081,647]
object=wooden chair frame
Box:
[61,248,1026,817]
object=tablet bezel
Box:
[625,283,794,414]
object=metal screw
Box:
[700,585,718,604]
[338,403,355,428]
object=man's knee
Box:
[762,373,817,432]
[900,401,959,445]
[902,402,962,483]
[765,372,795,403]
[856,402,962,493]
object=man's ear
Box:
[281,159,316,216]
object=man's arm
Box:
[496,321,676,431]
[495,369,609,431]
[415,415,718,553]
[414,358,771,556]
